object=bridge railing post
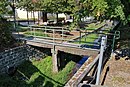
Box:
[34,27,36,40]
[96,36,107,85]
[51,48,58,73]
[45,26,47,37]
[30,26,33,36]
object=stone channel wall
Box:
[0,45,45,74]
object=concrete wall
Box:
[0,45,45,74]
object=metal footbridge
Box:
[18,25,105,57]
[24,37,100,57]
[16,22,120,87]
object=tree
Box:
[0,0,12,17]
[17,0,129,26]
[66,0,93,28]
[0,1,15,50]
[120,0,130,24]
[106,0,125,22]
[91,0,108,20]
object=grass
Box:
[24,31,49,37]
[18,26,29,32]
[86,22,106,29]
[74,21,105,44]
[81,21,106,31]
[0,56,76,87]
[74,34,98,44]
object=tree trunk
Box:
[38,11,40,25]
[42,12,47,22]
[12,7,16,31]
[33,11,35,24]
[56,13,58,23]
[27,10,29,25]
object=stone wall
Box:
[0,45,45,74]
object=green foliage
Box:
[0,0,9,16]
[106,0,125,21]
[117,25,130,49]
[18,0,35,11]
[16,0,130,26]
[0,17,15,50]
[92,0,108,20]
[127,15,130,22]
[0,56,76,87]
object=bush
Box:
[0,17,15,50]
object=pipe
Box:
[96,36,106,85]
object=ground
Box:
[101,55,130,87]
[100,25,130,87]
[0,56,76,87]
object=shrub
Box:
[0,17,15,50]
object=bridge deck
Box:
[26,38,99,57]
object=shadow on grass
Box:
[0,60,64,87]
[30,75,45,87]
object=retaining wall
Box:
[0,45,45,74]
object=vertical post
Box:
[112,31,120,53]
[13,6,16,32]
[38,11,40,25]
[30,26,32,35]
[45,26,46,37]
[34,28,36,40]
[33,11,35,24]
[112,34,116,53]
[51,49,58,73]
[96,36,106,85]
[53,28,55,69]
[27,10,29,26]
[62,28,63,42]
[85,28,87,42]
[52,28,58,73]
[56,13,58,24]
[79,30,81,44]
[53,29,55,44]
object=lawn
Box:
[74,34,99,44]
[0,56,76,87]
[86,22,106,30]
[24,31,49,37]
[18,26,29,32]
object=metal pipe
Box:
[96,36,106,85]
